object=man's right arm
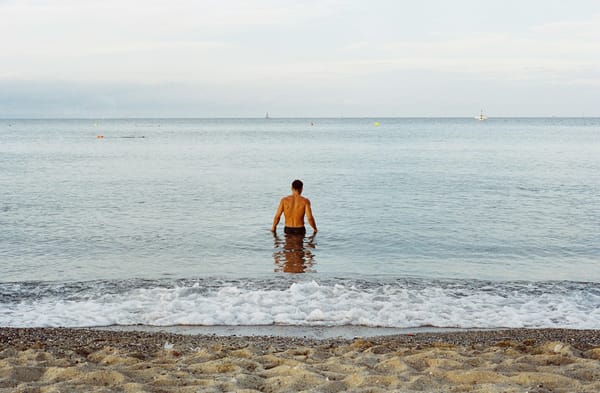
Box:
[305,199,317,233]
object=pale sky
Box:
[1,0,599,117]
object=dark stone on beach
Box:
[1,327,600,358]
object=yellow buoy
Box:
[374,121,380,127]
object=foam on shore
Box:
[3,278,600,329]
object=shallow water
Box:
[1,118,599,329]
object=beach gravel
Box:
[1,327,600,392]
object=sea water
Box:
[1,118,599,330]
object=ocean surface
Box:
[1,118,599,330]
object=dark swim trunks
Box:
[284,226,306,235]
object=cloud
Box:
[0,0,349,83]
[1,1,599,116]
[530,14,600,38]
[333,14,600,85]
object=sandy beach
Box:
[1,328,600,392]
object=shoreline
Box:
[95,324,476,340]
[2,328,600,392]
[4,327,600,350]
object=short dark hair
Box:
[291,179,303,192]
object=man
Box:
[271,179,317,235]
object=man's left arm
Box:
[271,199,284,232]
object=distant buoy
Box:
[96,135,104,139]
[374,121,380,127]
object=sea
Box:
[1,118,599,334]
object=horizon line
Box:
[2,116,599,120]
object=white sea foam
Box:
[1,280,599,329]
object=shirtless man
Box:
[271,179,317,235]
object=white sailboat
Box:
[265,112,270,119]
[475,110,488,121]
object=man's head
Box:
[291,179,303,194]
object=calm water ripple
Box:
[1,118,599,284]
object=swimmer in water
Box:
[271,179,317,235]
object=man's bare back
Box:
[271,180,317,235]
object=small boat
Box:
[475,110,488,121]
[265,112,270,119]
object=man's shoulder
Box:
[281,195,293,205]
[282,195,310,204]
[300,196,311,204]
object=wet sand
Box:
[1,327,600,392]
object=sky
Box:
[1,0,600,118]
